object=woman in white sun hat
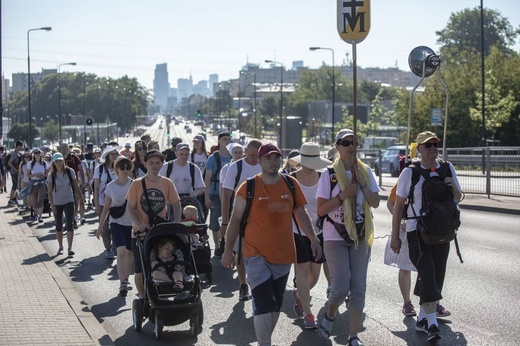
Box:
[288,142,331,329]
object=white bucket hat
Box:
[291,142,331,170]
[100,145,122,163]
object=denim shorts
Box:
[110,222,132,250]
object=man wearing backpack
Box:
[204,132,232,257]
[7,140,24,205]
[391,131,462,343]
[220,138,262,301]
[221,143,322,346]
[159,142,205,198]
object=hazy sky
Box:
[2,0,519,90]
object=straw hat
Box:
[291,142,331,170]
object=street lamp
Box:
[27,26,52,149]
[310,47,335,143]
[58,62,76,142]
[265,60,284,149]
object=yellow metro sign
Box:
[337,0,371,44]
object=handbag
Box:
[109,201,127,218]
[333,220,365,244]
[141,178,168,227]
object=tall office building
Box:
[153,63,170,112]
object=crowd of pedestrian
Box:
[2,126,462,345]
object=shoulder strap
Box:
[191,152,195,163]
[233,159,243,191]
[166,161,173,178]
[141,178,157,219]
[189,162,195,191]
[280,174,303,237]
[240,177,256,239]
[327,166,338,193]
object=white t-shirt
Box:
[316,166,379,242]
[190,152,207,175]
[396,162,460,232]
[105,178,133,226]
[159,160,205,195]
[21,161,31,183]
[292,179,321,235]
[222,158,261,192]
[29,161,48,181]
[93,164,117,206]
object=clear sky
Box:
[2,0,519,91]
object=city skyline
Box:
[2,0,519,91]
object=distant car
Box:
[186,127,192,133]
[175,120,180,125]
[373,145,406,177]
[184,124,190,130]
[159,124,164,129]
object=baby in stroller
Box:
[181,205,204,249]
[151,238,186,293]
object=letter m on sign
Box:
[337,0,371,44]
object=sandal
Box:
[317,314,335,340]
[348,336,364,346]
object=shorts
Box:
[209,194,222,232]
[245,256,291,315]
[110,223,132,250]
[132,238,142,274]
[295,232,326,264]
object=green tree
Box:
[8,123,38,141]
[436,7,520,56]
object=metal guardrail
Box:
[354,147,520,198]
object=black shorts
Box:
[294,232,326,264]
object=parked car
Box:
[373,145,406,177]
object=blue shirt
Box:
[205,152,231,195]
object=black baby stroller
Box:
[180,196,213,284]
[132,223,203,340]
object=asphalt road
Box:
[28,197,520,345]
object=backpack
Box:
[237,174,301,263]
[165,160,195,191]
[210,152,222,190]
[6,151,22,172]
[406,160,461,246]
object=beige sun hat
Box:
[291,142,331,170]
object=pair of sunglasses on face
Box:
[337,139,355,147]
[117,163,132,171]
[421,142,439,148]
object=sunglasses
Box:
[338,139,355,147]
[422,142,439,148]
[118,164,132,171]
[136,146,146,151]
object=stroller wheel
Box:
[205,271,212,285]
[154,311,163,340]
[132,299,143,332]
[190,301,203,336]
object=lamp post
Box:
[310,47,335,143]
[58,62,76,142]
[27,26,52,149]
[265,60,284,149]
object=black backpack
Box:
[165,160,196,191]
[407,160,462,248]
[209,152,222,190]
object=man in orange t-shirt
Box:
[222,143,322,346]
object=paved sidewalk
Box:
[0,200,113,346]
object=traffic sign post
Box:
[431,108,442,127]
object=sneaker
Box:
[105,250,116,259]
[402,301,417,316]
[38,216,43,223]
[303,313,317,330]
[68,249,75,256]
[73,220,78,229]
[80,217,86,225]
[415,318,428,333]
[119,282,128,297]
[125,280,133,291]
[436,304,451,317]
[7,199,15,205]
[58,246,64,255]
[214,248,222,258]
[239,284,252,301]
[292,289,304,318]
[427,324,442,342]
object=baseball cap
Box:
[176,143,190,151]
[193,135,205,142]
[52,153,64,162]
[335,128,355,141]
[144,149,166,161]
[416,131,440,145]
[33,148,42,154]
[218,132,231,140]
[258,143,282,158]
[124,141,132,147]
